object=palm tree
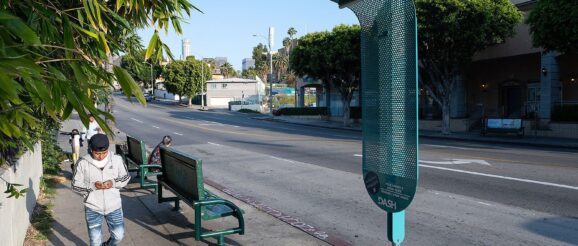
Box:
[220,62,234,78]
[273,53,289,82]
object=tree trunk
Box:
[188,97,192,107]
[343,97,352,127]
[441,98,451,135]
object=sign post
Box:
[331,0,418,245]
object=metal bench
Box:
[157,146,245,246]
[116,136,162,193]
[482,118,525,137]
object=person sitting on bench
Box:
[147,135,172,171]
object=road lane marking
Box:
[420,159,491,166]
[130,118,143,123]
[354,154,362,157]
[270,156,296,163]
[423,144,474,150]
[115,102,359,143]
[152,125,160,129]
[173,132,183,136]
[420,164,578,191]
[208,142,221,146]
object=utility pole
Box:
[268,27,274,114]
[201,58,205,110]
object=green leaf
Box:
[145,31,159,60]
[113,65,145,105]
[62,103,74,119]
[0,11,40,45]
[98,32,110,55]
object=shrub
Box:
[275,107,328,116]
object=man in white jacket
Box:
[72,134,130,246]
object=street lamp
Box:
[144,61,154,99]
[253,26,274,114]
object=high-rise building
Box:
[215,57,228,67]
[242,58,255,71]
[182,39,190,60]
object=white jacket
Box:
[72,153,130,214]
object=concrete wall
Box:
[231,104,262,112]
[0,142,43,246]
[207,82,259,102]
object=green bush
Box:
[275,107,328,116]
[552,105,578,122]
[41,128,65,175]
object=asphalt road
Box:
[111,96,578,245]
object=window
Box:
[222,83,228,89]
[211,84,217,89]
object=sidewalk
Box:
[256,115,578,149]
[49,119,326,246]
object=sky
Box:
[136,0,358,71]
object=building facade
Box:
[206,78,265,108]
[182,39,190,60]
[242,58,255,71]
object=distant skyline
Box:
[136,0,358,71]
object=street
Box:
[112,96,578,245]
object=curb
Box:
[256,117,578,149]
[419,134,578,149]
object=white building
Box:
[182,39,190,60]
[206,77,265,108]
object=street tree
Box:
[163,59,210,107]
[291,25,361,126]
[121,49,162,90]
[526,0,578,55]
[0,0,198,165]
[252,43,269,81]
[416,0,522,134]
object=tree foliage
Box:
[526,0,578,55]
[121,49,163,89]
[162,58,211,106]
[220,62,236,78]
[417,0,522,134]
[0,0,198,164]
[252,43,269,80]
[290,25,361,126]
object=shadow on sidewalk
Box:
[121,187,242,246]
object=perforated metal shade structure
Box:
[333,0,418,214]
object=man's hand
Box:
[95,180,113,189]
[103,180,113,189]
[95,181,103,189]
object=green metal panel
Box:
[159,146,204,202]
[126,135,147,165]
[345,0,419,213]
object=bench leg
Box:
[173,200,180,211]
[217,234,224,246]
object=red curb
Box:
[205,179,353,246]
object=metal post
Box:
[269,50,273,113]
[268,27,274,114]
[150,63,154,99]
[201,58,205,109]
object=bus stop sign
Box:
[332,0,419,244]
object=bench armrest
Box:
[193,198,245,240]
[139,164,162,169]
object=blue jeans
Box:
[85,207,125,246]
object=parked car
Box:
[144,93,153,102]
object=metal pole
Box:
[150,63,154,99]
[269,49,273,114]
[201,58,205,110]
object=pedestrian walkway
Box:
[49,119,326,245]
[256,115,578,149]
